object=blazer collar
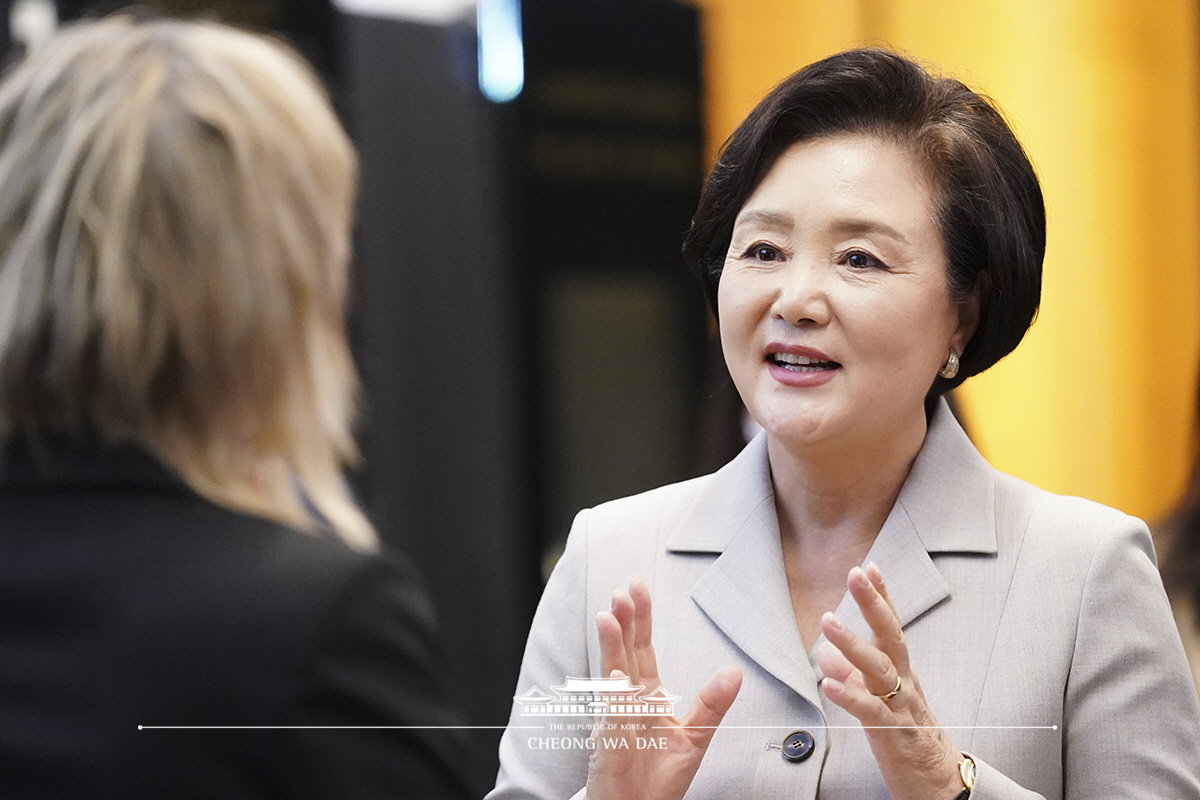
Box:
[665,431,775,553]
[896,397,997,555]
[667,399,996,700]
[666,399,996,556]
[0,433,188,494]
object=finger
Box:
[847,566,898,626]
[814,639,855,683]
[590,669,636,746]
[610,590,640,685]
[678,665,742,746]
[597,610,629,680]
[864,566,902,642]
[847,566,910,673]
[821,673,891,723]
[628,578,661,686]
[820,611,897,697]
[865,562,898,616]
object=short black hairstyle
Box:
[681,48,1046,392]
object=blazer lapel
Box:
[815,400,998,668]
[665,400,995,697]
[667,436,824,708]
[817,503,951,668]
[898,399,997,557]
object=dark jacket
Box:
[0,436,475,799]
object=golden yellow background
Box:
[690,0,1200,523]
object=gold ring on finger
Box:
[870,675,902,702]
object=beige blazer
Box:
[490,401,1200,799]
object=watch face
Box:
[959,755,977,790]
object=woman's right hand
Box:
[586,578,742,800]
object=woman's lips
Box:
[765,343,839,387]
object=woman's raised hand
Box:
[817,563,967,800]
[587,578,742,800]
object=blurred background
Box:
[4,0,1198,789]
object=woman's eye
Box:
[746,243,783,262]
[844,250,882,270]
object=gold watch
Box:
[953,753,976,799]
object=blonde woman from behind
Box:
[0,17,473,800]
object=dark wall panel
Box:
[341,13,538,788]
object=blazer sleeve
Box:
[1056,522,1200,798]
[280,551,478,800]
[967,519,1200,800]
[488,509,595,800]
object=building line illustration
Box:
[514,676,680,716]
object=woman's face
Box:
[717,134,975,454]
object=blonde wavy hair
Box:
[0,16,376,550]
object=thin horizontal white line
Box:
[137,725,539,730]
[138,724,1058,731]
[655,725,1058,730]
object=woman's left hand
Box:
[816,562,967,800]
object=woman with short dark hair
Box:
[491,49,1200,800]
[683,48,1043,391]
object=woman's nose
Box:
[770,260,831,327]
